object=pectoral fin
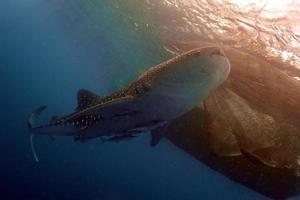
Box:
[150,123,169,146]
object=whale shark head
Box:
[142,46,231,109]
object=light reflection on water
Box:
[118,0,300,68]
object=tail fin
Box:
[30,134,39,162]
[27,106,47,162]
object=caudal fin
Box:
[30,134,39,162]
[27,106,47,162]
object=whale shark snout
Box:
[148,47,231,107]
[202,47,231,87]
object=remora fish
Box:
[100,134,137,143]
[27,47,230,162]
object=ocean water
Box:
[1,1,299,200]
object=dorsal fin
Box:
[77,89,102,111]
[51,115,59,122]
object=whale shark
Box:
[27,47,230,162]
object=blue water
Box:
[0,1,297,200]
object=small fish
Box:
[27,47,230,162]
[100,134,137,143]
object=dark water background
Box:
[0,1,298,199]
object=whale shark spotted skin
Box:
[27,47,230,162]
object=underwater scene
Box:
[1,0,300,199]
